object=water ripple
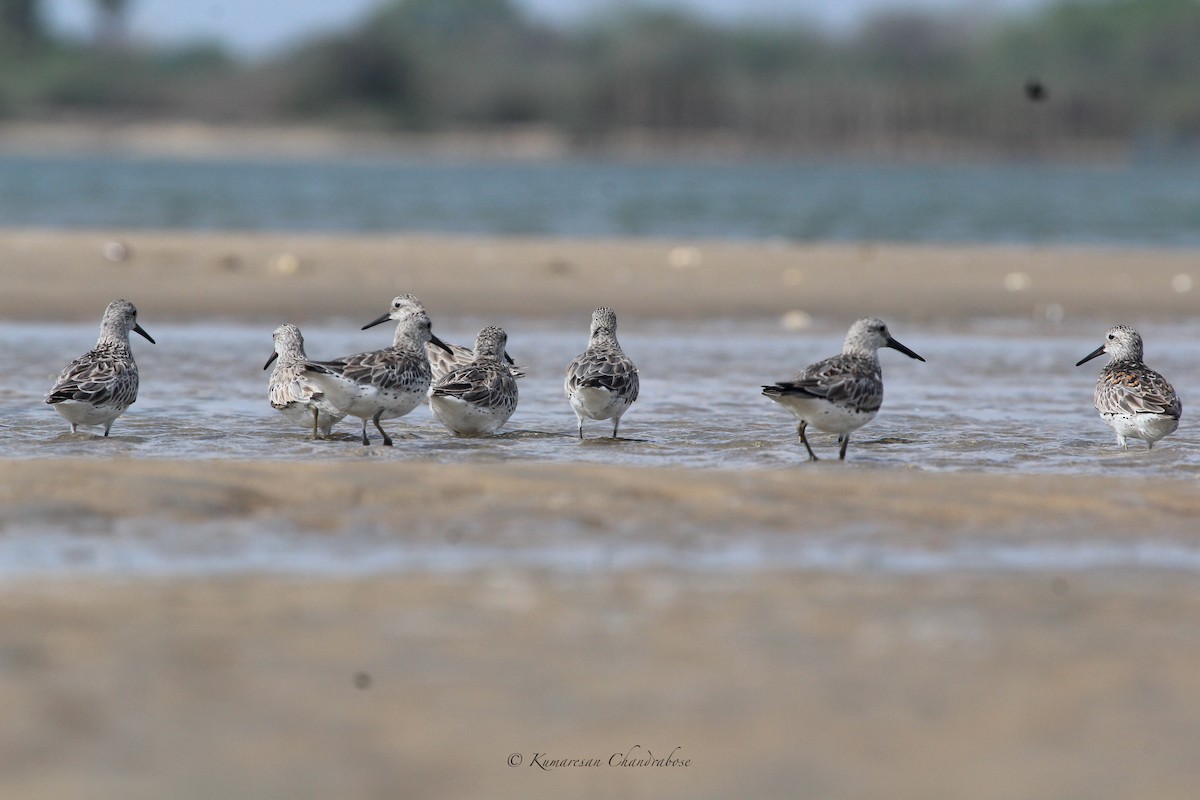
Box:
[6,318,1200,476]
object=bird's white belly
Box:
[570,386,627,421]
[356,386,423,420]
[1103,412,1178,443]
[276,402,312,426]
[311,374,422,421]
[276,401,342,434]
[772,396,877,435]
[53,400,124,427]
[430,395,511,435]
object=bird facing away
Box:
[427,338,525,384]
[45,298,155,436]
[762,317,925,461]
[564,307,640,439]
[263,323,346,439]
[1076,325,1181,450]
[429,325,519,436]
[303,294,452,446]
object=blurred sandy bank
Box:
[1,228,1197,324]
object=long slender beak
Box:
[429,332,454,355]
[1076,345,1106,367]
[887,336,925,362]
[134,323,155,344]
[264,351,279,370]
[361,312,392,330]
[504,351,516,366]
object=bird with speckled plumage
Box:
[564,307,639,439]
[264,323,346,439]
[303,295,452,446]
[429,325,519,436]
[762,317,924,461]
[45,299,155,436]
[1076,325,1181,450]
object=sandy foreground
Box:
[4,230,1200,799]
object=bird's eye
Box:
[1107,333,1115,340]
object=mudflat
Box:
[3,229,1199,799]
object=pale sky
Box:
[42,0,1047,59]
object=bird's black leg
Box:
[798,421,819,462]
[373,410,393,447]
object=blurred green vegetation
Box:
[2,0,1200,153]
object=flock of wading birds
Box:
[44,296,1183,460]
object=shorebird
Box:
[762,317,924,461]
[303,295,452,446]
[45,299,155,436]
[264,323,346,439]
[427,338,525,384]
[428,325,519,436]
[1076,325,1181,449]
[564,307,640,439]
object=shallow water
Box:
[5,316,1200,474]
[5,316,1200,578]
[4,522,1200,579]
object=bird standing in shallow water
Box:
[264,323,345,439]
[46,299,155,437]
[303,295,452,446]
[429,325,519,436]
[564,307,639,439]
[762,317,924,461]
[1076,325,1181,450]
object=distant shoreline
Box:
[0,120,1137,164]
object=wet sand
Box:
[4,230,1200,798]
[2,459,1199,541]
[5,569,1200,800]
